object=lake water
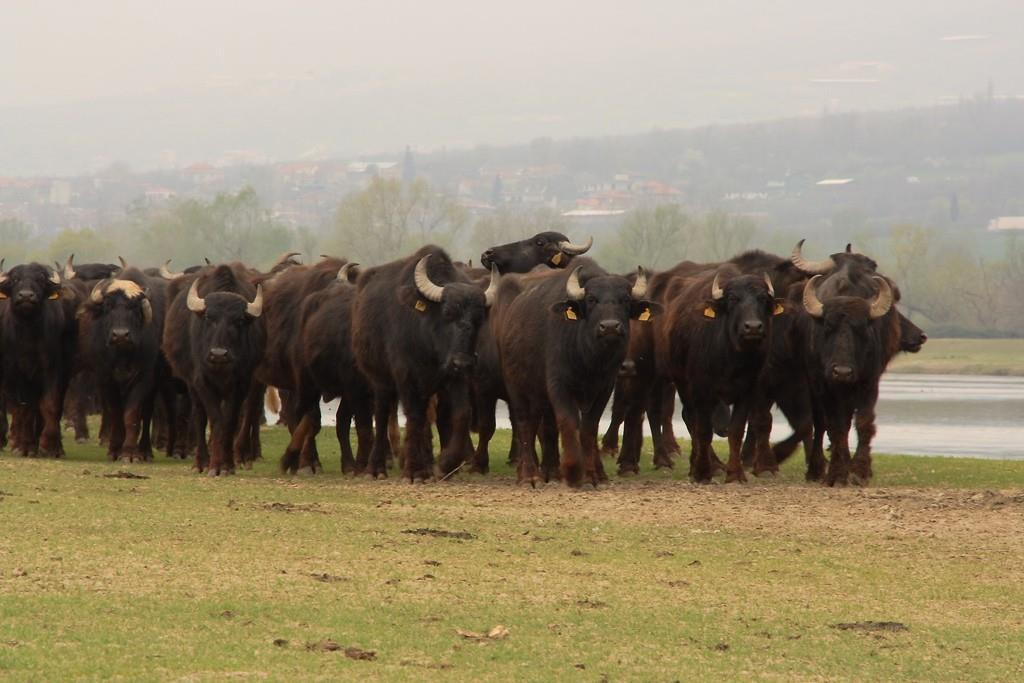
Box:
[313,374,1024,460]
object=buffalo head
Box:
[186,279,263,370]
[0,263,62,318]
[84,278,153,352]
[802,275,894,384]
[411,254,498,375]
[481,232,592,273]
[704,271,779,352]
[550,265,662,347]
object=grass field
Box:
[3,427,1024,681]
[888,338,1024,376]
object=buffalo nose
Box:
[480,249,495,266]
[832,365,854,381]
[208,347,230,364]
[743,320,765,336]
[447,352,476,373]
[15,290,36,304]
[109,327,132,344]
[597,320,624,337]
[920,333,928,344]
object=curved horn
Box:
[869,277,893,319]
[274,251,301,267]
[565,266,585,300]
[204,257,211,265]
[413,255,444,302]
[49,269,61,286]
[845,243,853,254]
[802,275,824,318]
[483,264,499,307]
[791,239,836,275]
[336,262,359,283]
[141,298,153,325]
[557,236,593,256]
[246,284,263,318]
[0,259,6,285]
[631,267,648,298]
[763,273,775,297]
[711,273,724,301]
[118,256,127,269]
[89,280,105,303]
[186,279,206,313]
[64,254,77,280]
[159,260,183,280]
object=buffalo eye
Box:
[535,239,544,247]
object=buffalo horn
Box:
[845,243,853,254]
[565,266,585,300]
[274,251,301,267]
[0,259,5,285]
[869,277,894,319]
[186,279,206,313]
[49,270,61,286]
[631,267,648,298]
[484,264,499,307]
[64,254,77,280]
[414,255,444,302]
[141,299,153,325]
[118,256,127,269]
[557,236,593,256]
[764,273,774,297]
[791,239,836,275]
[710,273,724,301]
[246,285,263,318]
[802,275,825,318]
[89,280,106,303]
[159,260,183,280]
[337,262,359,283]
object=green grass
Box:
[2,426,1024,681]
[889,338,1024,376]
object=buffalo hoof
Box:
[849,472,871,487]
[652,452,676,469]
[725,469,747,484]
[753,469,778,478]
[600,445,619,459]
[75,437,88,444]
[296,466,317,477]
[617,466,638,477]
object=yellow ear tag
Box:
[638,307,651,322]
[48,291,61,300]
[0,292,7,299]
[550,252,563,266]
[564,307,578,321]
[703,306,716,319]
[414,299,427,312]
[773,303,785,316]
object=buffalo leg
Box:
[851,391,879,485]
[538,409,560,482]
[600,383,627,457]
[724,400,749,483]
[470,391,497,475]
[400,393,433,483]
[365,389,393,478]
[824,408,853,487]
[38,385,66,458]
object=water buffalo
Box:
[162,263,266,475]
[480,232,592,273]
[655,265,781,483]
[496,259,660,487]
[352,246,498,482]
[799,271,898,486]
[77,267,173,462]
[0,263,79,457]
[283,262,372,474]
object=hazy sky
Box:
[1,0,1021,175]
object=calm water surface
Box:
[316,374,1024,460]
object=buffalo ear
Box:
[550,300,582,321]
[630,300,663,322]
[397,285,426,311]
[701,299,719,320]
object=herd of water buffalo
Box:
[0,231,926,487]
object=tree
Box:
[600,204,692,272]
[0,218,33,265]
[44,228,116,266]
[699,209,755,261]
[328,178,467,264]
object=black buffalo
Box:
[77,267,173,462]
[496,259,660,487]
[352,246,497,481]
[655,266,781,483]
[480,232,592,273]
[0,263,79,457]
[283,263,372,474]
[162,263,266,475]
